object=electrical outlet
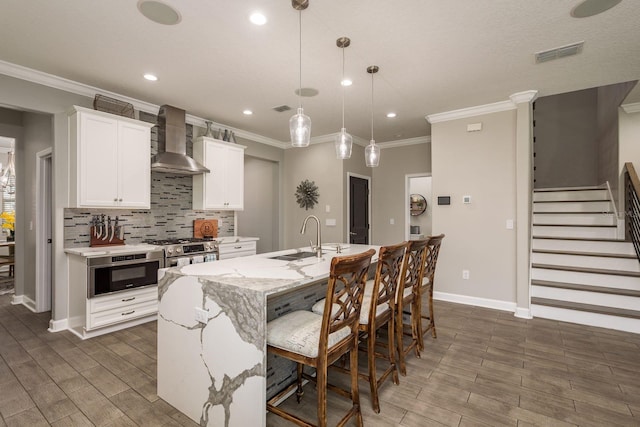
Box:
[390,218,395,225]
[462,270,470,280]
[194,307,209,324]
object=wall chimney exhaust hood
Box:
[151,105,210,174]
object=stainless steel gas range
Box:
[145,238,219,267]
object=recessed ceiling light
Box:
[341,79,352,87]
[143,73,158,81]
[243,110,253,115]
[249,12,267,25]
[137,0,181,25]
[386,112,397,118]
[571,0,622,18]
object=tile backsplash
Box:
[64,112,234,247]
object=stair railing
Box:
[623,162,640,261]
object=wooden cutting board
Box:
[193,219,218,239]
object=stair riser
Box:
[530,305,640,334]
[533,201,611,213]
[532,213,616,226]
[531,253,640,272]
[532,225,617,239]
[531,268,640,291]
[533,189,609,202]
[532,238,636,255]
[531,286,640,311]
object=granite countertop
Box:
[65,244,163,257]
[160,244,379,297]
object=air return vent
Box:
[535,41,584,64]
[272,105,292,112]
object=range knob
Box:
[176,247,182,253]
[205,243,212,250]
[166,248,173,255]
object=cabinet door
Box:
[203,142,227,209]
[117,121,151,208]
[79,113,119,206]
[224,146,245,210]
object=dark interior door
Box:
[350,176,369,244]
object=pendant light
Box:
[289,0,311,147]
[365,65,380,167]
[335,37,353,159]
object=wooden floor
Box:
[1,293,639,426]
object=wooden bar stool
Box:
[311,242,407,413]
[267,249,375,427]
[395,239,429,376]
[418,234,444,350]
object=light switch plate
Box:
[325,205,331,213]
[463,195,471,204]
[506,219,514,229]
[194,307,209,324]
[326,218,336,226]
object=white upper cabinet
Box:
[193,137,246,210]
[69,106,153,208]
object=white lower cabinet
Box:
[218,240,257,259]
[87,286,158,330]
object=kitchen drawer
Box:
[88,299,158,330]
[89,286,157,313]
[218,241,256,259]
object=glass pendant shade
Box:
[365,140,380,167]
[335,128,353,159]
[290,108,311,147]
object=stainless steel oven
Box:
[144,238,219,267]
[88,250,164,298]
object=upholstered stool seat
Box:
[268,311,351,358]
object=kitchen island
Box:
[157,244,379,427]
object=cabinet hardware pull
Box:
[122,297,135,302]
[234,246,242,249]
[121,310,135,316]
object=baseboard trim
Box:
[48,318,68,333]
[514,307,533,319]
[433,291,516,313]
[10,294,37,312]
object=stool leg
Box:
[388,315,399,386]
[296,363,304,403]
[429,288,437,338]
[350,343,363,427]
[317,361,327,427]
[395,308,406,376]
[367,330,380,413]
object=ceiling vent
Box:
[272,105,292,113]
[535,41,584,64]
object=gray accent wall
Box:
[534,88,598,188]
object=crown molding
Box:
[509,90,538,104]
[621,102,640,114]
[0,59,286,147]
[426,89,538,124]
[378,135,431,149]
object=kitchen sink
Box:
[269,251,322,261]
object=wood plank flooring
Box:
[1,293,639,426]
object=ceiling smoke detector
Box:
[294,87,319,97]
[571,0,622,18]
[535,41,584,64]
[138,0,181,25]
[273,105,292,113]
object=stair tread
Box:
[533,236,627,242]
[534,186,607,192]
[531,280,640,297]
[533,199,609,203]
[533,224,616,228]
[532,263,640,277]
[532,249,637,259]
[531,297,640,319]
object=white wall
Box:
[431,109,517,304]
[618,108,640,209]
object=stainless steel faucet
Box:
[300,215,322,257]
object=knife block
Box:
[90,226,125,247]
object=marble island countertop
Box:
[159,244,379,296]
[157,244,379,426]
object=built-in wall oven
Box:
[88,250,164,298]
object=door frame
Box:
[36,148,53,313]
[405,173,431,241]
[346,173,372,244]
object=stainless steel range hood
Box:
[151,105,209,174]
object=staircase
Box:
[530,186,640,334]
